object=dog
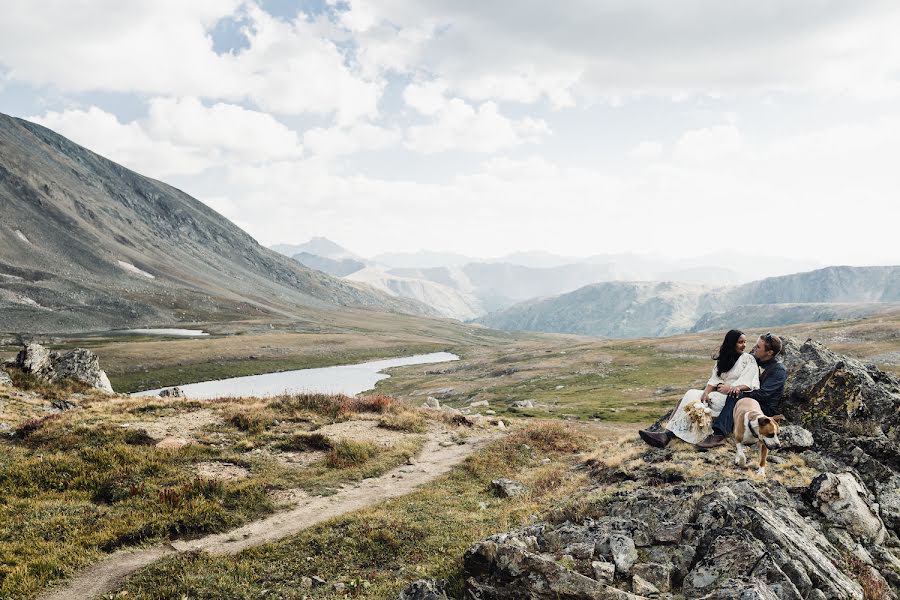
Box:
[733,397,784,475]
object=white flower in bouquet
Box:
[685,401,713,432]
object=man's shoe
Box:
[639,429,672,448]
[697,434,726,449]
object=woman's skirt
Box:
[665,390,728,445]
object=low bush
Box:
[271,392,396,419]
[325,440,377,469]
[225,408,274,434]
[378,410,427,433]
[512,421,586,453]
[276,432,333,452]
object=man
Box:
[696,332,786,449]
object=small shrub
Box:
[844,552,890,600]
[14,415,60,439]
[272,392,396,419]
[378,411,427,433]
[277,432,333,452]
[226,408,274,434]
[349,394,394,414]
[530,466,565,497]
[514,421,586,453]
[325,439,377,469]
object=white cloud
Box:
[674,124,743,162]
[303,123,400,157]
[146,97,303,161]
[403,84,551,153]
[214,114,900,265]
[31,99,304,177]
[629,141,664,159]
[330,1,900,104]
[403,80,450,116]
[31,107,212,177]
[0,1,381,123]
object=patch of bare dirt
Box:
[314,416,410,447]
[195,461,250,481]
[125,408,219,441]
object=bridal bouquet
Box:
[685,401,713,432]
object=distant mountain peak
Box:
[271,237,360,261]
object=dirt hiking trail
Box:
[39,429,495,600]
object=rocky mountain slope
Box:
[454,338,900,599]
[290,252,366,278]
[345,267,483,320]
[0,113,431,333]
[476,266,900,338]
[271,236,363,262]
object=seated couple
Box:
[639,330,786,449]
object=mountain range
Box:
[475,265,900,337]
[271,237,897,332]
[0,113,433,334]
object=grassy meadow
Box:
[1,310,898,598]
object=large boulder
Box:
[465,339,900,599]
[464,530,642,599]
[777,425,814,449]
[0,369,12,387]
[465,480,867,600]
[808,472,887,545]
[781,337,900,439]
[12,343,114,393]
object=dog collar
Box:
[748,419,761,440]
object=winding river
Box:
[132,351,459,399]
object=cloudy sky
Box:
[2,1,899,265]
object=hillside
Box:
[476,266,900,337]
[345,267,483,320]
[0,113,432,333]
[474,281,712,337]
[290,252,366,277]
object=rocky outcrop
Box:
[158,386,184,398]
[10,342,114,393]
[0,369,11,387]
[398,579,450,600]
[808,472,887,545]
[464,338,900,599]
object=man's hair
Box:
[761,332,782,356]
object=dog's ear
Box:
[772,415,785,423]
[758,416,770,426]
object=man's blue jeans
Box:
[712,396,739,435]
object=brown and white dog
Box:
[733,397,784,475]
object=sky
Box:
[1,0,899,266]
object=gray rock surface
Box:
[0,112,432,333]
[808,472,887,544]
[158,386,184,398]
[465,339,900,599]
[777,425,814,449]
[397,579,449,600]
[0,369,12,387]
[13,343,113,393]
[492,478,526,498]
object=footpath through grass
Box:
[116,422,592,599]
[0,389,435,599]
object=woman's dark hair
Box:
[714,329,745,376]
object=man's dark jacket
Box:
[712,358,787,435]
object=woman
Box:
[640,330,760,447]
